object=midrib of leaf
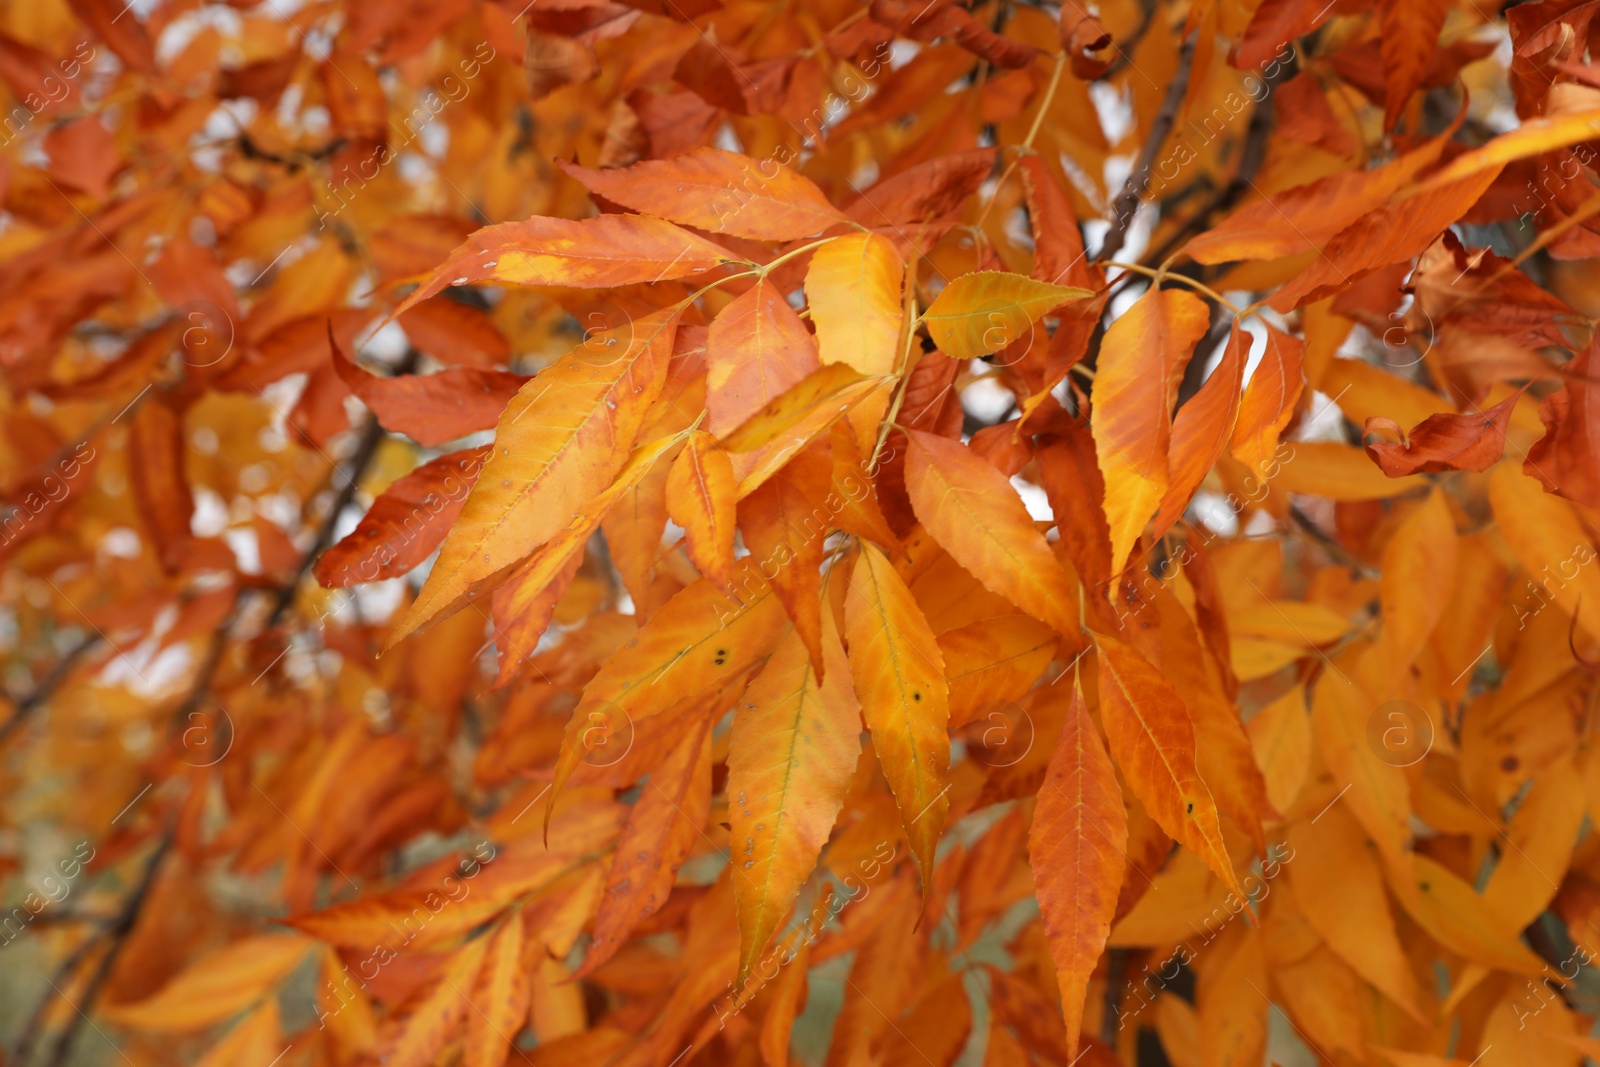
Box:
[1103,656,1191,807]
[946,632,1053,683]
[740,665,812,976]
[638,583,771,692]
[860,555,934,810]
[487,313,673,528]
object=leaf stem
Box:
[974,50,1069,230]
[870,269,924,467]
[1105,261,1243,313]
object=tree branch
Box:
[1097,30,1197,263]
[0,633,101,744]
[1138,57,1282,270]
[15,826,173,1067]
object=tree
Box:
[2,0,1599,1064]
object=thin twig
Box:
[1144,80,1277,270]
[0,634,102,744]
[22,826,173,1067]
[1097,31,1198,262]
[9,924,109,1064]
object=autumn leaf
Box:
[1365,392,1518,476]
[903,427,1079,634]
[316,446,489,588]
[1091,287,1210,576]
[666,428,738,594]
[387,306,679,646]
[464,913,532,1067]
[558,148,850,240]
[805,232,906,375]
[376,937,491,1067]
[727,618,862,984]
[1029,681,1127,1059]
[331,335,525,447]
[1093,634,1243,900]
[1154,320,1246,537]
[579,718,711,978]
[395,215,746,315]
[1380,0,1450,129]
[707,279,821,437]
[103,935,311,1032]
[17,6,1600,1065]
[921,272,1092,360]
[845,541,950,892]
[548,556,789,806]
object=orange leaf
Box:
[903,428,1079,634]
[1380,0,1450,128]
[739,445,831,676]
[1526,339,1600,506]
[333,342,525,447]
[103,935,311,1032]
[707,279,821,437]
[549,557,788,804]
[386,307,679,647]
[666,429,738,593]
[844,541,950,892]
[1230,324,1304,474]
[376,937,490,1067]
[1091,288,1210,576]
[316,447,488,588]
[491,429,686,682]
[1365,393,1517,476]
[195,999,281,1067]
[558,148,849,240]
[464,913,531,1067]
[1093,634,1243,900]
[728,618,862,984]
[579,718,712,978]
[394,215,744,315]
[1029,682,1127,1059]
[1154,322,1246,537]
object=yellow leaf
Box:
[1379,491,1457,683]
[805,232,906,375]
[1483,752,1585,930]
[1286,806,1425,1021]
[844,541,951,892]
[1396,854,1546,976]
[1266,441,1426,500]
[1246,685,1311,816]
[464,913,531,1067]
[718,363,870,453]
[387,306,680,647]
[728,618,862,984]
[666,429,738,594]
[1407,110,1600,196]
[921,271,1091,360]
[1309,658,1413,870]
[1488,461,1600,640]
